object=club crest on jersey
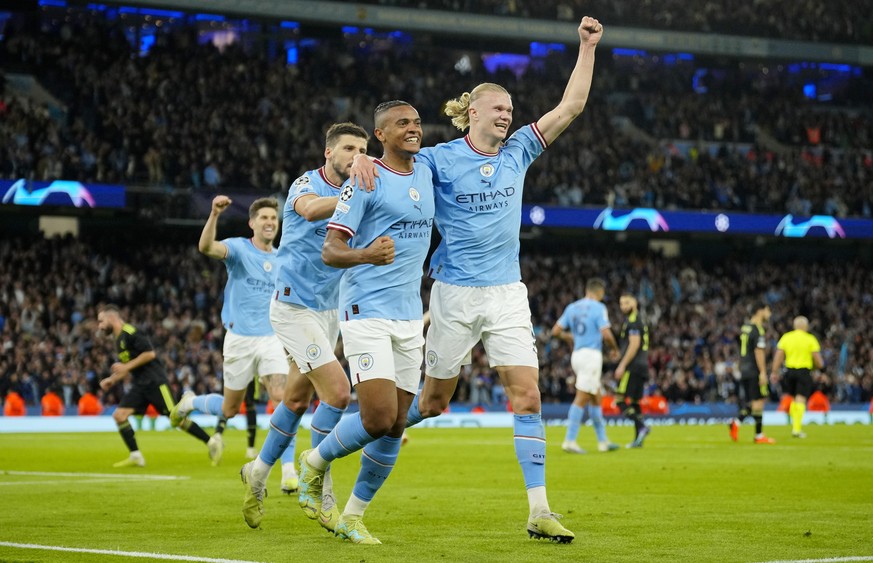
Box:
[426,350,438,368]
[306,344,321,360]
[358,354,374,371]
[409,187,420,202]
[340,185,355,202]
[263,261,273,272]
[480,163,495,178]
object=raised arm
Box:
[198,195,230,259]
[536,16,603,145]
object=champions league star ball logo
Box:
[306,344,321,360]
[340,184,355,202]
[358,354,374,371]
[409,187,420,201]
[479,164,495,177]
[292,175,311,194]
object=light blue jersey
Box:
[557,298,611,351]
[418,124,547,287]
[275,167,344,311]
[328,159,435,321]
[221,237,277,336]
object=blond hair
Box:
[444,83,510,131]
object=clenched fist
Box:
[366,236,395,265]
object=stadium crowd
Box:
[344,0,873,44]
[1,235,871,413]
[2,12,872,217]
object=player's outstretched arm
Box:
[198,195,230,259]
[322,230,395,268]
[295,194,340,222]
[536,16,603,146]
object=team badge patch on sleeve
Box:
[340,185,355,202]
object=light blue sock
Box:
[590,405,608,443]
[259,402,301,467]
[280,435,297,466]
[406,395,423,427]
[310,402,345,448]
[565,404,584,443]
[192,394,223,416]
[514,413,546,489]
[317,412,374,464]
[352,435,402,502]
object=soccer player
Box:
[296,100,434,544]
[771,316,823,438]
[350,17,602,542]
[98,305,212,467]
[551,277,621,454]
[170,196,289,469]
[240,122,369,531]
[730,301,776,444]
[613,293,651,448]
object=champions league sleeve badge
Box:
[292,174,311,193]
[340,184,355,202]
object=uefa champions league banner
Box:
[0,179,126,208]
[522,205,873,239]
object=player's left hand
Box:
[99,377,114,391]
[110,362,128,377]
[579,16,603,45]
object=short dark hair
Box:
[325,122,369,148]
[374,100,412,128]
[249,197,278,220]
[586,277,606,293]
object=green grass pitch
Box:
[1,424,871,563]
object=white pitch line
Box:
[0,541,267,563]
[753,557,873,563]
[0,470,189,480]
[0,479,170,487]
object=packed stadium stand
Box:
[1,2,871,413]
[1,235,871,410]
[2,7,871,216]
[340,0,873,44]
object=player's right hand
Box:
[350,154,379,192]
[99,377,114,391]
[212,195,232,214]
[366,236,395,265]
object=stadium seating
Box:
[2,8,871,217]
[337,0,871,44]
